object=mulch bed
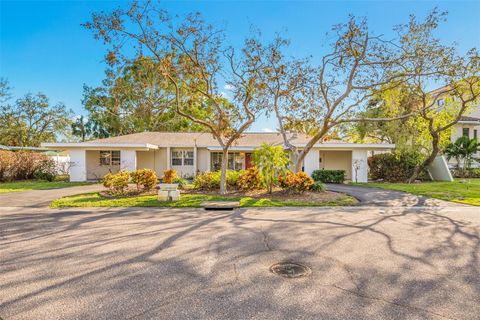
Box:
[185,187,346,202]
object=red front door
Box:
[245,153,252,169]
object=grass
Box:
[354,178,480,206]
[0,180,93,194]
[50,192,358,208]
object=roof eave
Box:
[41,143,159,150]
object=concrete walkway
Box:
[326,183,466,207]
[0,184,103,207]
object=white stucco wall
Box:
[351,150,368,183]
[69,149,87,182]
[320,150,352,180]
[197,148,211,172]
[303,148,320,176]
[86,150,120,180]
[120,150,137,172]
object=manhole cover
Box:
[270,262,311,278]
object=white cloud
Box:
[224,84,235,91]
[262,128,274,132]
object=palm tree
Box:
[444,136,480,177]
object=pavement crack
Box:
[332,284,451,319]
[230,263,239,286]
[261,229,272,251]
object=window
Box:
[463,128,470,137]
[171,149,194,166]
[184,151,194,166]
[474,129,478,140]
[171,150,183,166]
[210,152,244,171]
[99,150,120,166]
[437,99,445,107]
[111,151,120,165]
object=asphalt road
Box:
[1,205,479,319]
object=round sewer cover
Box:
[270,262,311,278]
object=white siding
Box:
[69,149,87,182]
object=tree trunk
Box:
[219,148,228,194]
[408,133,440,183]
[295,151,306,172]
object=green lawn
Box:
[355,179,480,206]
[0,180,93,194]
[50,192,357,208]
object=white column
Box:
[303,148,320,176]
[351,150,368,183]
[166,147,171,170]
[193,146,198,176]
[69,149,87,182]
[120,150,137,172]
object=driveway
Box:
[0,184,103,207]
[1,206,479,319]
[326,184,465,207]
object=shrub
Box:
[173,177,188,188]
[0,150,49,181]
[279,171,314,193]
[312,170,345,184]
[102,170,130,195]
[252,143,290,193]
[237,167,263,190]
[193,171,219,190]
[33,159,57,182]
[0,150,14,181]
[193,171,239,190]
[162,169,177,183]
[130,169,158,191]
[310,181,326,192]
[368,151,423,182]
[469,168,480,178]
[452,168,480,178]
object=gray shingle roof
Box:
[87,132,342,147]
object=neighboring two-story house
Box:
[430,85,480,167]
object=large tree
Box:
[84,1,266,193]
[255,10,477,173]
[0,80,72,147]
[82,57,209,138]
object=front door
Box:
[245,153,252,169]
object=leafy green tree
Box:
[0,80,72,147]
[82,58,210,138]
[252,144,290,193]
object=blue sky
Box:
[1,0,479,132]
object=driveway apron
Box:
[0,184,103,207]
[326,183,468,207]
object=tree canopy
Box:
[0,79,72,147]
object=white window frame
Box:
[99,150,120,166]
[171,149,194,166]
[210,152,244,171]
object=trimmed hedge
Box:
[311,170,345,184]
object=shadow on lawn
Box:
[1,205,479,319]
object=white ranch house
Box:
[42,132,395,183]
